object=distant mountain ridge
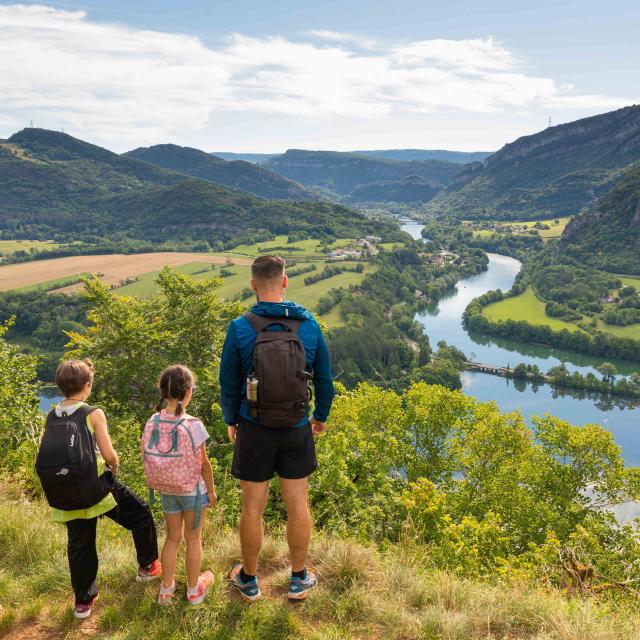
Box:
[209,152,278,163]
[352,149,493,163]
[126,144,314,201]
[212,149,492,164]
[263,149,463,201]
[428,104,640,220]
[561,161,640,274]
[0,129,400,245]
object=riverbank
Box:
[403,228,640,465]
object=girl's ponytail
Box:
[157,365,195,416]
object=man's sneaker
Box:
[229,564,262,602]
[136,559,162,582]
[288,569,318,601]
[157,581,176,606]
[187,571,214,606]
[74,593,98,619]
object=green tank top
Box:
[51,402,117,523]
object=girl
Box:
[145,365,217,605]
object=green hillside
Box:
[428,104,640,220]
[3,493,638,640]
[561,162,640,274]
[263,149,462,198]
[125,144,315,201]
[348,174,443,204]
[0,130,400,245]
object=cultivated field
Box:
[0,253,252,292]
[114,260,374,326]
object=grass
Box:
[469,216,572,241]
[114,261,375,328]
[594,318,640,340]
[482,287,584,333]
[227,236,333,258]
[1,489,639,640]
[483,287,640,341]
[0,239,58,257]
[15,273,90,293]
[619,276,640,292]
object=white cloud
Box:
[0,4,632,150]
[304,29,379,49]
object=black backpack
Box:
[35,405,111,510]
[245,312,313,428]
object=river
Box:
[401,220,640,466]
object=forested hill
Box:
[428,104,640,220]
[125,144,315,201]
[348,174,443,204]
[263,149,463,200]
[0,128,399,245]
[561,161,640,274]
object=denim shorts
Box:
[161,493,209,514]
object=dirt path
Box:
[0,253,252,292]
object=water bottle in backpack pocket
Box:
[35,405,110,510]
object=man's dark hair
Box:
[251,255,285,283]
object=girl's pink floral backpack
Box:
[141,411,202,500]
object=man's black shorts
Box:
[231,419,317,482]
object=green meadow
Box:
[619,275,640,292]
[226,235,362,258]
[482,287,583,332]
[15,273,90,293]
[0,239,58,256]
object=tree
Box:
[65,269,242,500]
[0,320,42,454]
[596,362,618,384]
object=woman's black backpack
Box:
[35,405,110,510]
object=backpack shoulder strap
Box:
[244,312,272,333]
[244,312,303,334]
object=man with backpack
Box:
[220,255,335,602]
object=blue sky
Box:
[0,1,638,152]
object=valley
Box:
[404,220,640,466]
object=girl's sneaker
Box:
[187,571,214,606]
[288,568,318,600]
[158,581,176,606]
[228,564,262,602]
[137,559,162,582]
[74,593,98,619]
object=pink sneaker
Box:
[187,571,214,605]
[158,581,176,606]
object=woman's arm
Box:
[91,409,120,474]
[200,445,217,505]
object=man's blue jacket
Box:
[219,300,335,427]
